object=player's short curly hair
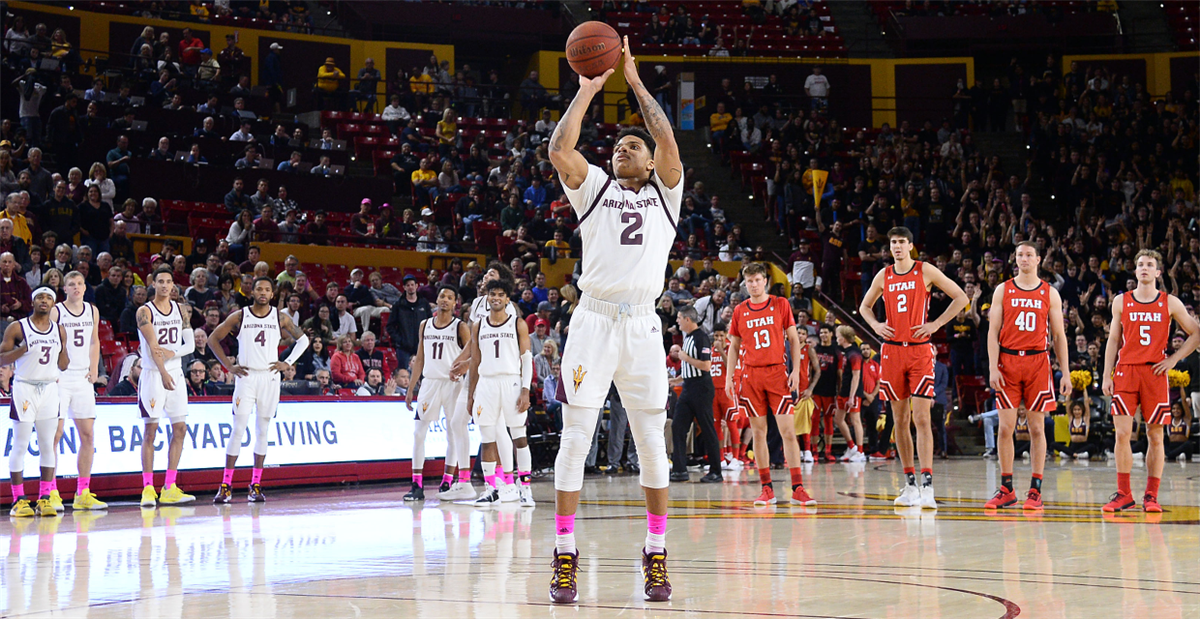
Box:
[484,277,512,298]
[616,126,656,156]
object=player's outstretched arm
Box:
[208,309,247,377]
[986,285,1006,391]
[0,321,25,366]
[1156,295,1200,375]
[1101,295,1124,396]
[549,67,613,190]
[406,320,427,409]
[56,324,70,371]
[466,322,482,415]
[725,335,741,402]
[917,263,969,340]
[1047,287,1072,397]
[858,270,893,339]
[622,36,681,188]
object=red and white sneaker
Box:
[790,486,816,506]
[753,485,776,506]
[1022,489,1043,511]
[984,488,1018,510]
[1142,494,1162,513]
[1101,491,1136,513]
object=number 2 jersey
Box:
[138,300,187,373]
[881,262,930,344]
[1118,291,1170,365]
[729,295,795,367]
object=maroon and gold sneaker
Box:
[1102,491,1136,513]
[549,551,579,604]
[213,484,232,504]
[641,548,672,602]
[247,483,266,503]
[984,488,1017,510]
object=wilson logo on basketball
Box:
[569,42,608,56]
[572,365,587,392]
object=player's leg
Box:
[892,398,915,469]
[1023,410,1047,510]
[32,413,59,515]
[1144,423,1165,512]
[246,375,278,502]
[625,406,671,600]
[450,392,475,491]
[474,423,502,505]
[848,401,864,455]
[747,415,774,499]
[141,419,159,505]
[8,417,35,516]
[409,392,439,500]
[495,419,515,488]
[509,402,534,506]
[834,402,854,456]
[909,396,936,505]
[987,406,1020,509]
[1104,412,1137,512]
[1141,369,1170,513]
[221,379,256,503]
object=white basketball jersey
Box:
[139,300,186,372]
[237,306,281,370]
[563,164,682,306]
[422,316,463,380]
[55,301,95,373]
[477,315,520,377]
[14,318,63,383]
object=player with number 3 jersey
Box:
[859,227,968,511]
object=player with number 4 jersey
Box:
[1100,250,1200,513]
[984,242,1072,511]
[859,227,968,511]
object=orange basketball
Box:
[566,21,622,78]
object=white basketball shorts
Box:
[10,380,60,423]
[139,368,188,424]
[558,296,668,410]
[59,370,97,420]
[473,375,527,429]
[232,369,281,419]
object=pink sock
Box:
[251,468,262,485]
[518,471,531,486]
[555,514,575,535]
[647,511,667,535]
[458,469,470,483]
[413,474,423,488]
[495,465,505,482]
[77,477,90,493]
[142,472,154,488]
[39,480,53,498]
[504,473,514,485]
[11,483,22,502]
[223,468,235,485]
[50,478,57,491]
[164,469,177,489]
[442,473,454,486]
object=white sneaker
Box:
[1074,451,1088,461]
[1177,453,1187,462]
[839,448,856,462]
[438,481,477,501]
[1022,452,1031,460]
[721,457,735,471]
[519,485,536,507]
[499,484,520,503]
[722,457,743,471]
[1133,452,1145,461]
[849,450,867,463]
[473,486,500,507]
[919,485,938,510]
[894,484,920,507]
[801,450,814,463]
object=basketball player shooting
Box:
[546,36,682,604]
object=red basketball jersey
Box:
[1118,291,1171,365]
[730,296,795,367]
[998,279,1051,350]
[795,343,811,393]
[881,262,930,343]
[710,341,727,389]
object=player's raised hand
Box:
[579,68,615,92]
[1059,373,1073,398]
[911,323,938,341]
[989,366,1005,391]
[871,321,895,340]
[1101,374,1114,397]
[621,36,641,86]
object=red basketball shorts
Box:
[836,395,861,414]
[995,352,1056,412]
[879,342,936,401]
[1111,364,1170,425]
[713,386,738,424]
[735,364,794,418]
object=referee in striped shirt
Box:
[670,306,722,483]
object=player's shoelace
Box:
[553,554,577,589]
[644,554,669,588]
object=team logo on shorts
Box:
[475,405,483,417]
[235,398,241,407]
[572,365,586,392]
[21,400,29,412]
[422,402,429,413]
[150,399,157,409]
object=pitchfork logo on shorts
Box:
[422,402,429,413]
[21,400,29,412]
[235,398,241,407]
[572,365,587,392]
[149,399,156,409]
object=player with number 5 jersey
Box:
[984,242,1072,511]
[859,227,968,510]
[1100,250,1200,513]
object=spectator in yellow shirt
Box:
[544,229,572,260]
[409,67,434,111]
[709,101,732,154]
[315,57,346,110]
[435,108,458,156]
[410,158,439,209]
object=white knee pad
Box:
[496,423,513,471]
[35,417,58,468]
[554,405,601,492]
[253,415,272,456]
[508,425,527,441]
[9,421,33,472]
[227,414,253,458]
[627,409,669,490]
[479,424,498,443]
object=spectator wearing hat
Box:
[303,210,329,245]
[315,57,346,111]
[217,33,245,86]
[386,274,431,371]
[350,199,375,236]
[263,42,284,110]
[196,48,220,85]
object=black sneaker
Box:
[438,479,452,494]
[641,548,672,601]
[247,483,266,503]
[603,466,619,475]
[669,471,689,482]
[549,550,579,604]
[213,483,232,504]
[699,472,723,483]
[472,486,500,507]
[403,484,425,501]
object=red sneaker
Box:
[790,486,817,506]
[820,451,835,463]
[885,449,897,460]
[1143,494,1162,513]
[753,485,776,506]
[984,488,1018,510]
[1102,492,1136,513]
[1022,489,1043,511]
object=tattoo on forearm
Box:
[636,87,670,138]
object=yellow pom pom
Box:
[1168,369,1190,388]
[745,449,754,461]
[1070,370,1092,392]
